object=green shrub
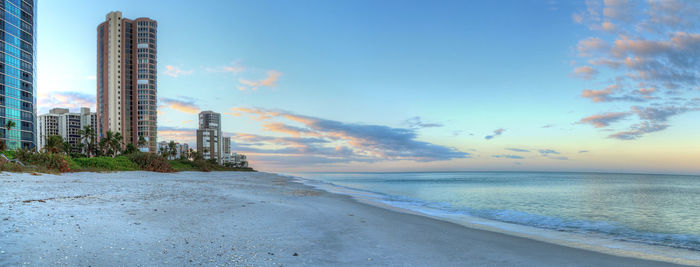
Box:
[1,150,16,159]
[15,149,71,173]
[168,159,255,172]
[169,159,213,172]
[0,160,24,172]
[72,156,139,171]
[128,152,174,173]
[168,159,199,171]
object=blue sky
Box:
[36,1,700,173]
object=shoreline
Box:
[0,171,691,266]
[290,174,700,266]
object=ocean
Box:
[289,172,700,263]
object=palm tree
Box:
[137,136,147,152]
[168,141,177,160]
[62,141,73,155]
[100,131,114,157]
[3,120,15,151]
[5,120,15,132]
[111,132,123,157]
[45,135,64,154]
[181,148,190,160]
[159,146,169,158]
[79,126,96,157]
[191,149,203,161]
[77,143,85,156]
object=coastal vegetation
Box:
[0,126,254,174]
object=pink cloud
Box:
[572,66,599,80]
[579,112,630,128]
[163,65,194,78]
[262,122,317,137]
[238,71,282,91]
[37,91,95,114]
[160,97,200,114]
[227,107,469,162]
[206,62,245,74]
[577,37,609,56]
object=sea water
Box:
[289,172,700,262]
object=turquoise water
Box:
[291,172,700,252]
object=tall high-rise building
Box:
[0,0,37,150]
[97,11,158,152]
[196,111,221,163]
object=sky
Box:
[36,0,700,174]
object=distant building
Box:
[232,153,248,168]
[37,108,97,152]
[157,141,189,159]
[221,136,231,164]
[194,110,249,167]
[196,111,221,163]
[96,11,158,152]
[37,114,59,150]
[220,136,248,167]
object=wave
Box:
[290,174,700,253]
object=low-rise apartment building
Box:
[37,107,97,152]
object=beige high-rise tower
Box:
[97,11,158,152]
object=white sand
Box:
[0,171,687,266]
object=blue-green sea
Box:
[289,172,700,261]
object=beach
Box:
[0,171,687,266]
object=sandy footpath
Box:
[0,171,686,266]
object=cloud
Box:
[206,62,245,74]
[631,105,688,122]
[581,84,619,102]
[37,91,95,114]
[608,121,669,140]
[572,13,584,23]
[238,70,282,91]
[572,66,599,80]
[164,65,194,78]
[262,122,316,137]
[403,117,443,128]
[579,112,630,127]
[160,97,201,114]
[577,37,609,56]
[492,154,525,159]
[158,126,197,145]
[579,104,697,140]
[602,0,636,22]
[538,149,560,155]
[581,84,650,102]
[227,107,470,162]
[484,128,505,140]
[634,87,657,95]
[537,149,568,160]
[506,148,530,153]
[572,1,700,140]
[646,0,700,32]
[601,21,618,32]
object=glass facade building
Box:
[0,0,36,150]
